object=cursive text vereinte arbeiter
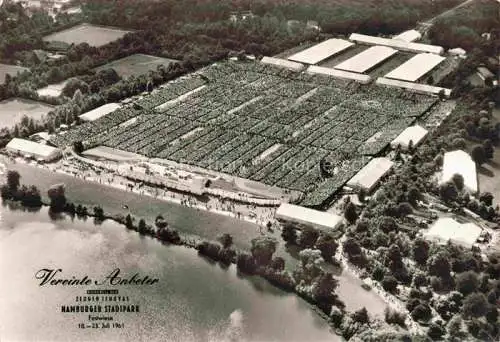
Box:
[35,268,159,286]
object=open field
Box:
[51,61,439,208]
[43,23,132,47]
[0,64,28,85]
[477,108,500,207]
[94,54,180,79]
[36,80,68,98]
[0,98,53,128]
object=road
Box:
[417,0,477,34]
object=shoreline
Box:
[1,197,343,339]
[4,156,277,229]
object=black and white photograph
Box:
[0,0,499,341]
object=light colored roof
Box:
[30,132,51,141]
[276,203,343,231]
[385,53,446,82]
[307,65,371,84]
[424,217,482,248]
[333,46,398,73]
[441,150,478,193]
[390,125,428,150]
[448,47,466,56]
[376,77,451,97]
[79,103,121,122]
[0,63,28,85]
[392,30,421,42]
[260,56,305,71]
[477,67,494,78]
[287,38,354,65]
[349,33,444,55]
[6,138,60,158]
[347,157,394,192]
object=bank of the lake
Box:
[3,161,388,319]
[0,205,340,342]
[4,161,263,250]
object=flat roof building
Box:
[385,53,446,82]
[349,33,444,55]
[424,217,482,248]
[79,103,121,122]
[307,65,372,84]
[333,46,398,74]
[376,77,452,97]
[441,150,478,193]
[276,203,343,232]
[287,38,354,65]
[6,138,62,161]
[390,125,428,150]
[347,157,394,193]
[392,30,422,43]
[260,57,305,72]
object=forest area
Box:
[0,0,496,145]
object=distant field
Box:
[36,80,69,98]
[0,64,28,85]
[94,54,180,79]
[478,108,500,207]
[43,23,132,47]
[0,98,53,128]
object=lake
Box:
[4,161,388,317]
[0,205,340,342]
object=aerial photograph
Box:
[0,0,499,341]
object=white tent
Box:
[347,157,394,192]
[349,33,444,55]
[441,150,478,193]
[390,125,428,150]
[276,203,343,231]
[333,46,397,73]
[385,53,446,82]
[424,217,482,248]
[79,103,121,122]
[287,38,354,65]
[393,30,422,42]
[376,77,452,97]
[307,65,371,84]
[6,138,62,161]
[260,56,305,71]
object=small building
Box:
[448,47,466,57]
[424,217,482,248]
[392,29,422,43]
[260,56,305,72]
[6,138,62,161]
[275,203,343,232]
[29,132,51,143]
[347,157,394,193]
[468,66,497,87]
[390,125,428,150]
[79,103,121,122]
[441,150,478,193]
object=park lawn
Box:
[0,98,54,128]
[477,108,500,207]
[0,64,28,85]
[43,23,132,47]
[94,54,180,79]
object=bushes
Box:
[462,292,488,318]
[411,303,432,322]
[381,275,398,293]
[384,308,406,327]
